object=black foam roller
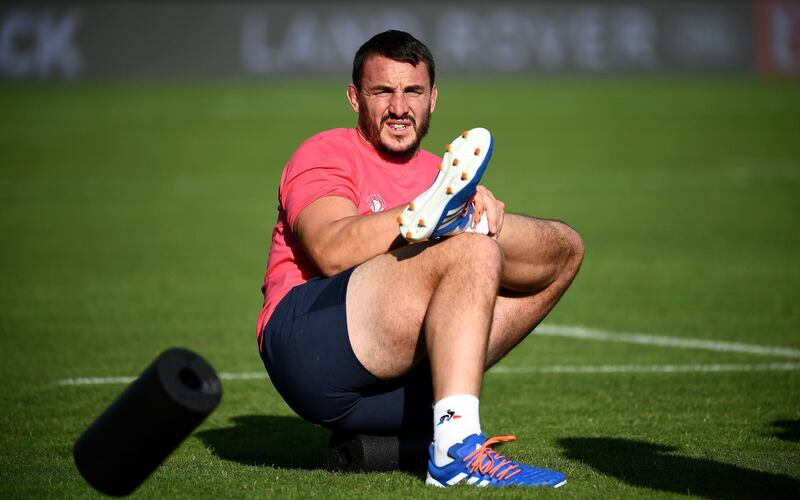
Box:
[327,432,431,472]
[73,348,222,496]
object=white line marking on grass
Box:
[536,324,800,359]
[57,363,800,386]
[58,376,138,386]
[488,362,800,375]
[56,325,800,386]
[218,372,267,381]
[57,372,268,386]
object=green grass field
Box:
[1,78,799,498]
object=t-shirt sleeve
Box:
[280,136,360,230]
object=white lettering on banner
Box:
[241,11,421,74]
[437,6,655,72]
[612,7,657,69]
[0,9,81,79]
[367,9,422,48]
[326,14,365,64]
[485,9,530,72]
[280,14,320,68]
[438,10,482,68]
[671,13,737,64]
[241,16,273,73]
[241,7,657,75]
[570,7,608,70]
[537,20,566,70]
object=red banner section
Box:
[758,0,800,75]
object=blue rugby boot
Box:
[425,434,567,488]
[398,128,493,242]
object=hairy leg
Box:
[346,214,583,400]
[346,233,503,401]
[486,214,585,366]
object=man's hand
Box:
[472,185,505,239]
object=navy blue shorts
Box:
[260,268,433,435]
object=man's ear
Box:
[430,84,438,114]
[347,84,360,113]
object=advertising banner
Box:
[0,1,781,80]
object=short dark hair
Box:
[352,30,435,90]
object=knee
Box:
[559,223,585,275]
[473,234,505,273]
[448,234,504,278]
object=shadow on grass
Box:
[560,437,799,499]
[772,419,800,443]
[196,415,329,469]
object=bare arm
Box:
[295,183,506,276]
[294,196,407,276]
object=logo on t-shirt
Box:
[366,193,387,213]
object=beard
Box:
[357,99,432,161]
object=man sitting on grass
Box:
[257,30,583,488]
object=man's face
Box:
[347,55,437,159]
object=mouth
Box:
[384,119,414,135]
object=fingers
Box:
[473,194,486,223]
[474,185,505,238]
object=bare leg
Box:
[346,214,583,399]
[346,233,503,400]
[346,213,581,486]
[487,214,585,366]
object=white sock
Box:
[432,394,481,467]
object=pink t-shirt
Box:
[257,128,440,346]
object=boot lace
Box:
[463,435,522,481]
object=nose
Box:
[388,91,409,117]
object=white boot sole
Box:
[398,127,493,242]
